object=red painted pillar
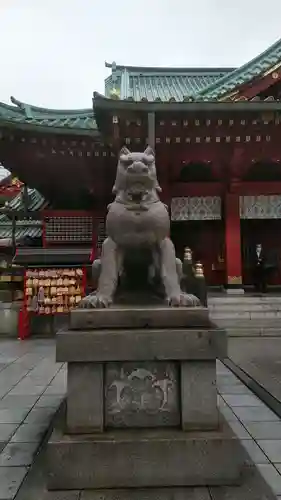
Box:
[225,193,243,291]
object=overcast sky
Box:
[1,0,281,109]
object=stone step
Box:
[210,311,281,319]
[209,303,281,311]
[208,296,281,304]
[211,318,281,328]
[225,327,281,337]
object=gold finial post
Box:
[195,261,204,278]
[183,246,192,263]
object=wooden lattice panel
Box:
[171,197,221,221]
[96,218,106,249]
[44,216,93,243]
[240,195,281,219]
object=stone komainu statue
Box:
[80,147,199,308]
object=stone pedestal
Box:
[47,306,245,492]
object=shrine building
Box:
[2,38,281,291]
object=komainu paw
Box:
[166,295,182,307]
[166,293,200,307]
[78,293,112,309]
[180,293,200,307]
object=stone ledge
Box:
[79,487,211,500]
[56,328,226,362]
[70,307,209,330]
[47,423,244,490]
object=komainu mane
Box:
[80,147,199,308]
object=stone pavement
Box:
[217,359,281,498]
[228,337,281,402]
[1,338,281,499]
[0,339,64,500]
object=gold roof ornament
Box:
[183,247,192,262]
[195,262,204,278]
[109,87,120,100]
[11,177,22,187]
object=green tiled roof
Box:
[105,63,234,101]
[198,38,281,100]
[0,187,47,219]
[0,97,97,135]
[0,188,47,239]
[105,38,281,102]
[0,221,43,240]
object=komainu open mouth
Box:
[129,192,143,203]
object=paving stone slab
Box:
[210,465,277,499]
[223,394,263,407]
[218,384,253,395]
[228,337,281,403]
[230,405,279,422]
[0,408,30,424]
[0,395,39,409]
[245,421,281,439]
[0,389,9,399]
[219,405,237,422]
[0,466,28,500]
[24,407,56,425]
[0,423,18,442]
[217,375,243,386]
[43,386,65,396]
[11,424,47,443]
[0,442,38,466]
[35,396,64,408]
[8,385,46,397]
[227,420,252,440]
[256,464,281,496]
[240,440,270,464]
[257,440,281,463]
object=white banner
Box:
[171,196,221,221]
[240,195,281,219]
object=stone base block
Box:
[47,422,244,490]
[57,327,226,363]
[70,306,210,330]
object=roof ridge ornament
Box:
[10,96,33,119]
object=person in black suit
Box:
[253,243,267,293]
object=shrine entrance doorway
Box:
[239,194,281,286]
[241,219,281,286]
[170,195,223,286]
[171,220,224,286]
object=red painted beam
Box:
[225,193,242,286]
[42,210,93,217]
[170,182,223,197]
[0,186,22,196]
[232,181,281,195]
[235,71,281,100]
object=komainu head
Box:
[112,146,162,195]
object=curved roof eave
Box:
[199,37,281,100]
[0,119,100,137]
[104,61,236,75]
[9,96,93,117]
[0,97,99,135]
